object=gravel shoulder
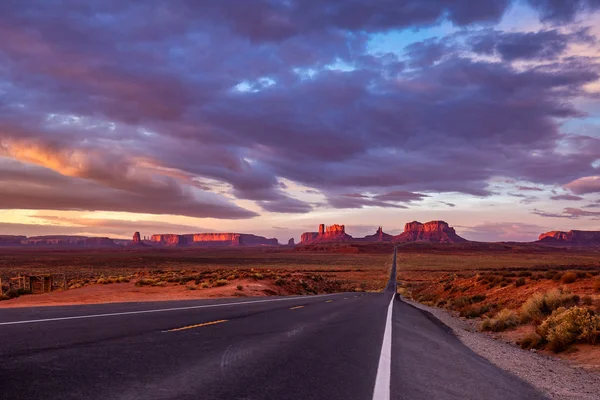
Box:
[402,297,600,400]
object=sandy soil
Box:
[0,280,278,308]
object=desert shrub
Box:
[135,278,156,287]
[518,271,532,277]
[561,272,577,284]
[251,273,264,280]
[471,294,486,303]
[520,289,579,323]
[214,279,228,287]
[200,282,210,288]
[226,274,237,281]
[552,273,563,282]
[582,296,593,306]
[236,285,243,291]
[544,270,557,280]
[481,308,519,332]
[594,279,600,292]
[515,278,526,287]
[275,278,286,286]
[576,271,587,279]
[443,283,453,291]
[2,288,30,300]
[96,277,108,284]
[460,305,490,319]
[537,306,600,352]
[518,332,543,350]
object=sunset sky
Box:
[1,0,600,243]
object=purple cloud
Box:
[0,0,598,222]
[550,194,584,200]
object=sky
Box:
[1,0,600,244]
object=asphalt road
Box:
[0,248,546,399]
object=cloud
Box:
[533,207,600,218]
[460,221,547,242]
[0,159,258,219]
[550,194,584,200]
[469,29,593,61]
[565,176,600,194]
[526,0,600,22]
[0,0,599,223]
[517,185,545,191]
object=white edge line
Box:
[0,293,341,327]
[372,294,395,400]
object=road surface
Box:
[0,248,546,399]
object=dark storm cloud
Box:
[526,0,600,22]
[0,0,599,219]
[469,29,593,61]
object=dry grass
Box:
[481,308,520,332]
[537,306,600,352]
[520,289,579,323]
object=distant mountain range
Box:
[1,222,599,248]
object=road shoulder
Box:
[402,297,600,400]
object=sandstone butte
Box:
[392,220,467,243]
[300,224,353,244]
[150,233,279,247]
[538,230,600,245]
[22,236,116,247]
[361,226,393,242]
[288,238,295,246]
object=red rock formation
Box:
[0,235,26,246]
[362,227,393,242]
[133,232,142,244]
[301,232,319,244]
[288,238,295,246]
[300,224,352,244]
[538,230,600,245]
[393,221,466,243]
[150,233,278,247]
[23,236,116,247]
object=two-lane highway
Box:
[0,249,546,399]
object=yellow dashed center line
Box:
[343,297,349,300]
[325,300,333,303]
[164,319,228,332]
[289,306,305,310]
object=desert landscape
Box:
[2,220,600,373]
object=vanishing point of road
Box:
[0,248,546,399]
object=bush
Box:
[520,289,579,323]
[275,278,286,286]
[214,279,228,287]
[471,294,486,303]
[236,285,243,291]
[515,278,526,287]
[518,271,532,277]
[251,273,264,280]
[594,279,600,293]
[481,309,519,332]
[561,272,578,284]
[537,306,600,352]
[460,305,490,319]
[518,332,543,350]
[582,296,593,306]
[200,282,210,288]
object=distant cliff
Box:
[393,221,466,243]
[538,230,600,245]
[150,233,278,247]
[299,224,352,244]
[360,227,393,242]
[23,236,116,247]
